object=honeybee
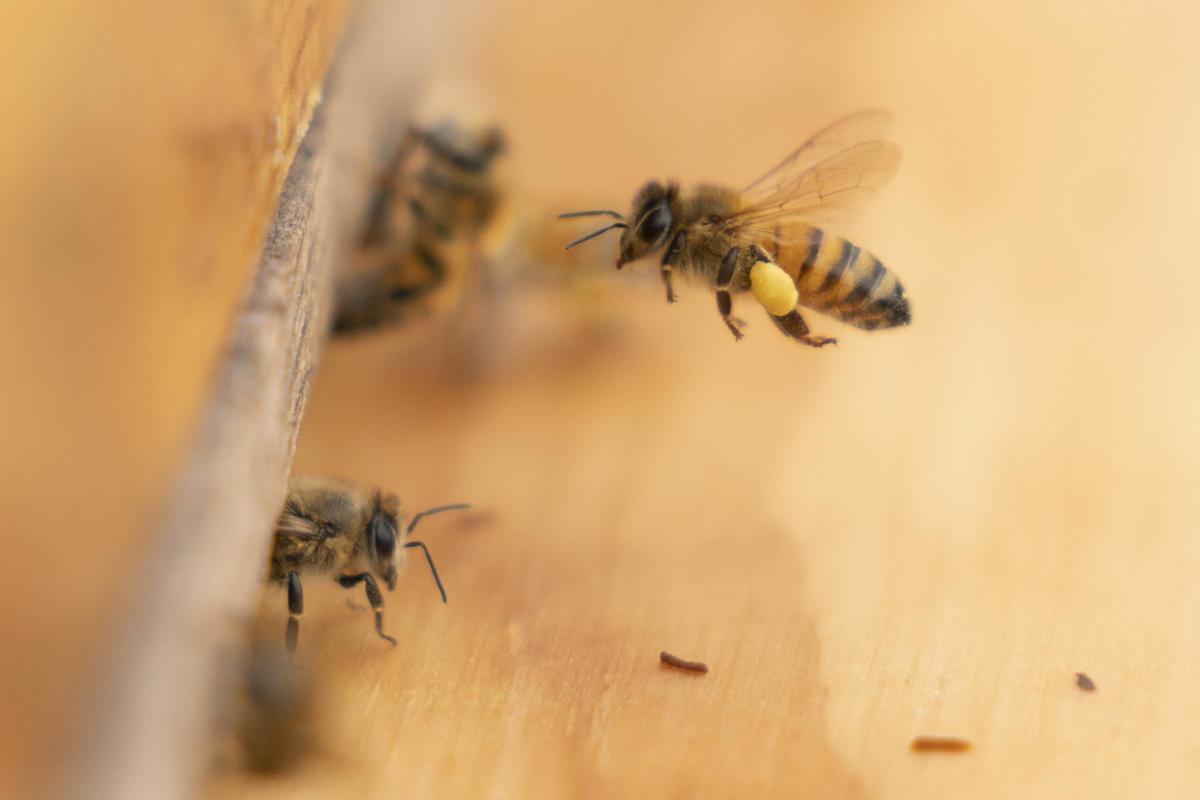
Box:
[334,119,506,333]
[270,477,469,656]
[560,110,911,346]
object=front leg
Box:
[338,573,397,646]
[660,265,676,304]
[285,571,303,657]
[660,229,687,303]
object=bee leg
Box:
[770,309,837,348]
[286,571,303,658]
[659,265,677,303]
[716,291,744,340]
[660,230,687,303]
[715,246,745,339]
[338,573,397,647]
[716,246,740,289]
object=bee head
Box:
[366,492,402,590]
[558,180,678,260]
[616,181,678,268]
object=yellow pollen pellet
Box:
[750,260,799,316]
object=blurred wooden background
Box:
[5,0,1200,797]
[0,1,353,795]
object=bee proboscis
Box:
[269,477,469,656]
[560,109,911,346]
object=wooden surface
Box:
[50,1,463,798]
[0,0,508,796]
[6,0,1198,796]
[207,0,1200,796]
[0,1,352,795]
[66,92,336,800]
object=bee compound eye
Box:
[639,204,672,242]
[371,516,396,561]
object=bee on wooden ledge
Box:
[269,477,469,656]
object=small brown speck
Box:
[660,651,708,674]
[1076,672,1096,691]
[910,737,971,753]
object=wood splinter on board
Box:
[910,737,972,753]
[659,651,709,674]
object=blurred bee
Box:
[560,110,911,347]
[334,119,506,333]
[270,477,469,656]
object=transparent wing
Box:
[730,110,901,231]
[742,109,894,195]
[735,140,902,230]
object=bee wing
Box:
[742,109,894,195]
[732,110,901,230]
[277,513,320,541]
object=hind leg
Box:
[745,254,836,348]
[770,309,837,348]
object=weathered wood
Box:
[0,1,352,795]
[66,82,335,800]
[62,0,453,795]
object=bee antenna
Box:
[404,541,447,604]
[564,222,627,249]
[402,503,468,604]
[407,503,471,535]
[558,209,625,220]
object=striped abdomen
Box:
[772,224,911,330]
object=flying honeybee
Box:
[270,477,469,656]
[334,119,506,333]
[560,110,911,347]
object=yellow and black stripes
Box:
[778,224,910,331]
